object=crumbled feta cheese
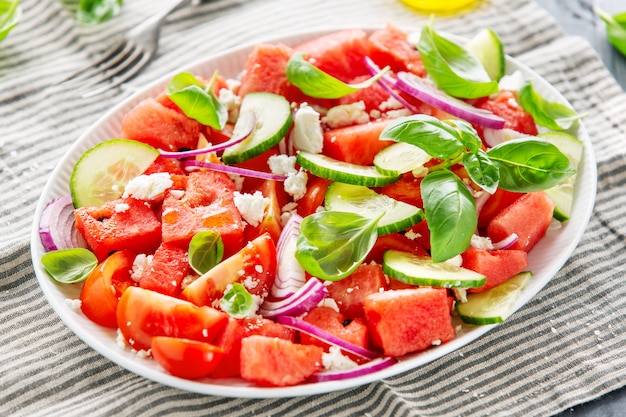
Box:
[268,154,298,176]
[228,173,245,192]
[180,275,196,290]
[225,78,241,93]
[385,108,412,119]
[233,191,270,227]
[317,297,340,312]
[218,87,242,123]
[243,275,259,289]
[470,234,494,250]
[64,298,82,311]
[498,70,525,92]
[284,170,308,201]
[432,339,442,346]
[131,254,153,282]
[115,203,130,213]
[169,189,185,199]
[322,346,359,371]
[322,101,369,128]
[404,229,420,240]
[445,254,463,268]
[379,96,404,111]
[289,104,324,153]
[123,172,173,201]
[453,288,468,303]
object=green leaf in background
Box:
[518,80,586,131]
[41,248,98,284]
[0,0,21,42]
[188,230,224,275]
[595,6,626,57]
[167,71,228,130]
[421,170,476,263]
[295,211,380,281]
[77,0,123,25]
[220,283,256,318]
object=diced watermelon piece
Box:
[367,23,426,77]
[138,242,189,297]
[364,288,455,357]
[242,179,289,243]
[74,197,161,262]
[293,28,370,81]
[323,119,394,165]
[366,232,429,264]
[120,98,202,152]
[240,335,324,386]
[161,170,244,257]
[477,187,523,229]
[300,306,370,351]
[335,75,391,112]
[238,43,293,98]
[461,247,529,293]
[378,172,424,208]
[487,191,555,253]
[143,155,185,176]
[476,91,538,136]
[326,263,388,319]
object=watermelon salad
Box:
[38,20,585,387]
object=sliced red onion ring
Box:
[394,71,506,129]
[492,233,519,250]
[159,111,256,158]
[259,278,328,318]
[311,356,397,382]
[276,315,380,360]
[272,214,305,299]
[184,160,287,181]
[482,127,527,148]
[39,195,86,252]
[363,57,421,114]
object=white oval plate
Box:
[30,26,597,398]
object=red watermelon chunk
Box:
[323,119,394,166]
[326,263,388,319]
[138,242,189,297]
[120,98,202,152]
[461,246,529,293]
[238,43,293,98]
[240,335,324,386]
[363,288,455,357]
[477,187,523,229]
[367,23,426,77]
[335,75,391,112]
[300,306,370,351]
[487,191,555,253]
[74,197,161,262]
[477,91,538,136]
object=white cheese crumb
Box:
[243,275,259,289]
[254,264,264,274]
[202,328,209,338]
[284,170,308,201]
[268,154,298,176]
[317,298,340,312]
[322,101,369,128]
[169,189,185,199]
[322,346,359,371]
[114,203,130,213]
[290,104,324,153]
[404,230,420,240]
[228,173,245,192]
[218,87,242,123]
[385,109,412,119]
[123,172,173,201]
[379,96,404,111]
[233,191,270,227]
[470,234,494,250]
[64,298,82,311]
[444,254,463,268]
[131,254,153,282]
[432,339,442,346]
[498,70,525,92]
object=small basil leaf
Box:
[41,248,98,284]
[518,80,585,130]
[77,0,123,25]
[487,138,576,192]
[417,19,499,99]
[220,283,256,318]
[188,230,224,275]
[0,0,20,42]
[463,150,499,194]
[295,211,379,281]
[421,171,476,263]
[166,72,228,130]
[286,52,389,99]
[595,7,626,57]
[379,114,465,159]
[447,119,482,154]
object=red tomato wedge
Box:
[116,286,228,351]
[79,250,136,328]
[151,336,224,380]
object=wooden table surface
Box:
[534,1,626,415]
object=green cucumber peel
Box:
[286,52,390,99]
[518,80,586,131]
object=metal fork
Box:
[57,0,191,98]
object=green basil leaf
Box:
[421,171,476,263]
[463,149,499,194]
[166,72,227,130]
[220,283,256,318]
[286,52,389,99]
[0,0,20,42]
[417,19,498,99]
[77,0,123,25]
[487,138,576,192]
[296,211,379,281]
[448,119,482,154]
[518,80,585,130]
[595,7,626,57]
[41,248,98,284]
[379,114,465,159]
[188,230,224,275]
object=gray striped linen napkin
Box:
[2,0,625,415]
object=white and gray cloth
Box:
[2,0,626,415]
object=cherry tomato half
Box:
[151,336,224,380]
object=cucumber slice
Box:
[70,138,160,208]
[373,142,431,176]
[382,249,486,288]
[221,92,292,164]
[455,271,533,325]
[466,28,505,82]
[539,131,584,221]
[296,151,400,187]
[324,182,424,235]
